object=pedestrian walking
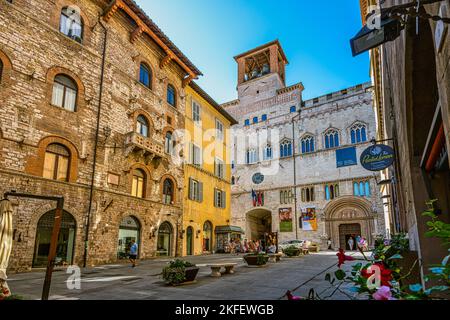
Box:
[129,239,138,268]
[347,236,355,251]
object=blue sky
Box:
[134,0,369,103]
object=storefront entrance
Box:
[157,222,173,256]
[203,221,213,253]
[117,216,141,259]
[339,223,361,251]
[33,210,76,268]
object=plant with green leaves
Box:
[283,245,301,257]
[162,259,196,285]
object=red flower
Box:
[361,262,393,287]
[336,248,355,268]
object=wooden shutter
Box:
[214,189,218,207]
[189,143,194,165]
[198,181,203,202]
[222,191,226,208]
[188,178,193,200]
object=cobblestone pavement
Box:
[7,251,367,300]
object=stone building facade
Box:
[0,0,202,271]
[358,0,450,283]
[223,41,386,250]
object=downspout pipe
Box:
[83,16,108,268]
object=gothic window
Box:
[60,7,83,43]
[167,84,176,107]
[139,63,152,88]
[52,75,78,111]
[324,129,340,149]
[350,123,367,144]
[43,143,70,181]
[263,144,273,161]
[280,140,293,158]
[136,115,149,137]
[162,179,174,204]
[131,169,146,198]
[325,184,339,200]
[246,148,258,164]
[301,135,315,154]
[354,181,370,197]
[280,189,294,204]
[301,186,315,202]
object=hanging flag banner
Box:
[360,144,395,171]
[279,208,293,232]
[252,190,264,207]
[301,207,317,231]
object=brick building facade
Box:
[0,0,202,271]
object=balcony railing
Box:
[125,132,165,159]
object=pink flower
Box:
[372,286,396,300]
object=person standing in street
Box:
[347,236,355,251]
[129,239,138,268]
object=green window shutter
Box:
[189,178,193,200]
[199,181,203,202]
[213,189,217,207]
[222,191,226,208]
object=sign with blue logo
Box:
[360,144,395,171]
[336,147,357,168]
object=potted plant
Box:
[243,253,269,266]
[162,259,199,286]
[283,245,301,257]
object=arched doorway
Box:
[186,226,193,256]
[203,221,213,253]
[324,197,375,250]
[246,208,272,242]
[339,223,362,251]
[117,216,141,259]
[33,210,76,268]
[157,222,173,256]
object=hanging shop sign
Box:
[336,147,357,168]
[360,144,395,171]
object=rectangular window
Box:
[190,143,202,167]
[253,117,258,124]
[262,114,267,122]
[290,106,296,113]
[214,189,226,208]
[215,158,224,179]
[132,176,144,198]
[43,152,57,180]
[192,100,201,123]
[216,119,224,140]
[51,83,64,108]
[189,178,203,202]
[244,119,250,126]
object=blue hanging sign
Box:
[360,144,395,171]
[336,147,357,168]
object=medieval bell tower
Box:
[234,40,289,104]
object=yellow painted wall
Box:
[183,85,232,256]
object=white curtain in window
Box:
[64,87,77,111]
[52,83,64,107]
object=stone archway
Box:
[324,197,375,250]
[246,208,272,242]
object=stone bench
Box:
[301,248,310,255]
[206,263,238,277]
[268,253,283,263]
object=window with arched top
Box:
[52,74,78,111]
[246,148,258,164]
[350,123,367,144]
[43,143,71,181]
[162,178,174,204]
[136,115,149,137]
[139,63,152,88]
[354,181,370,197]
[324,129,340,149]
[263,144,273,161]
[167,84,176,107]
[280,140,293,158]
[131,169,146,198]
[325,183,339,200]
[301,135,315,154]
[60,7,83,43]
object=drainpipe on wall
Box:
[83,16,108,268]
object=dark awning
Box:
[215,226,244,234]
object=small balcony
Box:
[124,132,165,164]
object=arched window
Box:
[52,74,78,111]
[139,63,152,88]
[157,222,173,256]
[165,131,174,154]
[301,135,315,154]
[162,179,174,204]
[263,144,273,160]
[136,115,149,137]
[353,181,370,197]
[280,140,293,158]
[33,210,76,267]
[167,84,176,107]
[350,123,367,144]
[246,148,258,164]
[131,169,145,198]
[60,7,83,42]
[117,216,141,259]
[324,129,339,149]
[43,143,70,181]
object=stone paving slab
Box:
[7,251,366,300]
